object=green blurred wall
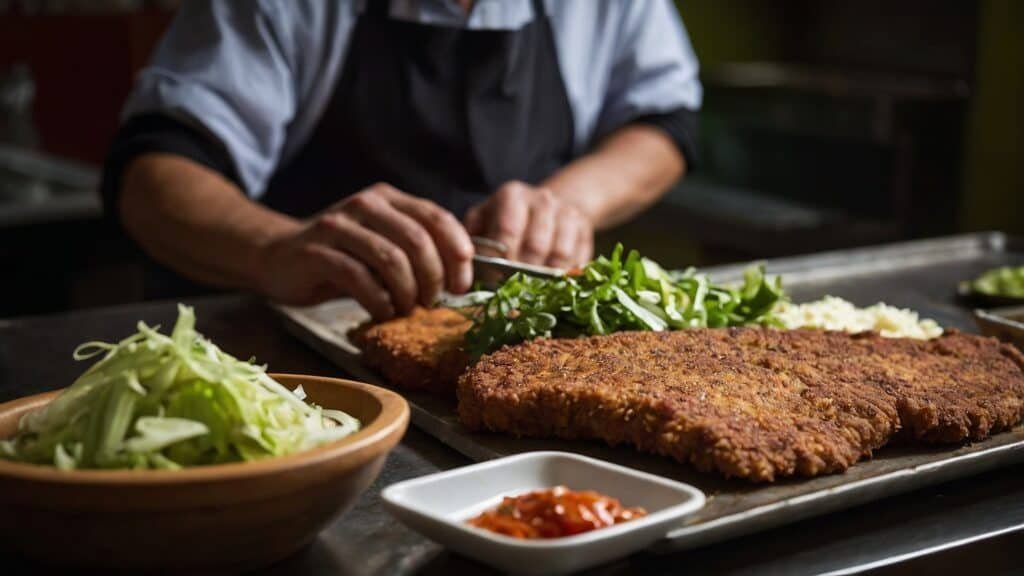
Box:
[962,0,1024,235]
[677,0,1023,236]
[675,0,783,67]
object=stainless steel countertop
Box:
[1,296,1022,575]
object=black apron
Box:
[263,0,574,219]
[146,0,574,298]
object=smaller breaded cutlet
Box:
[350,307,471,393]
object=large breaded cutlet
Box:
[350,307,471,393]
[457,328,1024,482]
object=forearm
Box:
[543,124,686,230]
[119,153,300,290]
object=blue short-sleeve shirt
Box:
[119,0,702,198]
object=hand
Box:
[464,181,594,268]
[258,183,474,319]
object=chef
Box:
[102,0,701,320]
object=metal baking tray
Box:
[276,231,1024,551]
[975,306,1024,351]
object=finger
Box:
[305,243,395,320]
[576,222,594,267]
[487,182,530,262]
[314,214,418,316]
[519,188,557,265]
[387,195,475,294]
[346,194,445,307]
[547,212,580,269]
[464,204,485,236]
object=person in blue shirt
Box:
[103,0,702,320]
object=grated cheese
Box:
[774,296,943,339]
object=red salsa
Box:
[467,486,647,539]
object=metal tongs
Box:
[438,237,567,307]
[471,236,565,280]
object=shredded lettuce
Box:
[971,265,1024,298]
[0,305,360,470]
[458,244,785,359]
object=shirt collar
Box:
[355,0,536,30]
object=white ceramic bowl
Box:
[382,451,705,575]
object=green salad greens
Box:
[0,305,360,471]
[453,244,785,359]
[972,265,1024,299]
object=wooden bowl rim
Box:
[0,374,409,485]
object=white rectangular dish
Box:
[382,451,705,575]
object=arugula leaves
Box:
[460,244,784,359]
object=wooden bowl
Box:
[0,374,409,572]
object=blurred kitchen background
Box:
[0,0,1021,316]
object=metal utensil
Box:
[470,236,565,280]
[472,254,566,280]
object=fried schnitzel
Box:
[457,328,1024,481]
[350,308,1024,481]
[351,307,470,393]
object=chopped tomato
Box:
[467,486,647,539]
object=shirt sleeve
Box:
[117,1,299,197]
[593,0,702,167]
[100,113,241,226]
